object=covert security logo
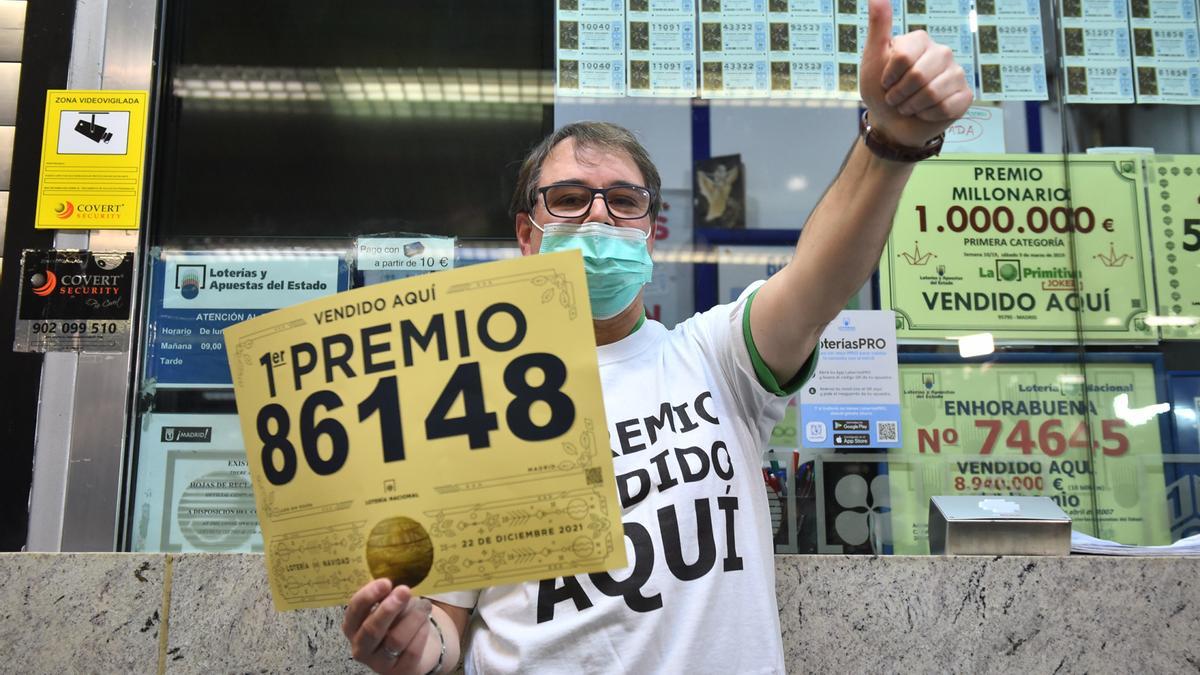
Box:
[30,270,57,296]
[17,250,134,322]
[50,199,125,222]
[29,265,123,297]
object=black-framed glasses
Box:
[536,183,654,220]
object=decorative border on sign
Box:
[445,268,578,320]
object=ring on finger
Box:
[385,646,403,660]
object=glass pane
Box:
[127,0,554,552]
[1057,0,1200,544]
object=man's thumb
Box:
[864,0,893,58]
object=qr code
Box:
[585,467,603,486]
[876,421,898,442]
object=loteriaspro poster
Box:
[799,310,902,449]
[889,359,1172,553]
[880,154,1156,342]
[1146,155,1200,340]
[35,91,148,229]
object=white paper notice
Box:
[355,236,455,286]
[941,105,1007,153]
[131,413,262,553]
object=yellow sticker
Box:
[35,90,148,230]
[224,251,627,610]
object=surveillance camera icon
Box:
[74,114,113,144]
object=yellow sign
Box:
[35,90,148,229]
[224,251,627,610]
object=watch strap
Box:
[859,110,944,162]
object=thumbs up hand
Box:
[858,0,973,149]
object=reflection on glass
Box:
[955,332,995,358]
[1112,393,1170,426]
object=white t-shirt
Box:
[434,286,797,674]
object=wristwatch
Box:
[859,110,944,162]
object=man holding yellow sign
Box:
[338,1,972,672]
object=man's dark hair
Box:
[509,121,663,222]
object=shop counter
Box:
[0,553,1196,673]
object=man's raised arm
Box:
[750,0,973,384]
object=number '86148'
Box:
[255,353,575,486]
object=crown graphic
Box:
[1094,242,1132,268]
[899,241,936,266]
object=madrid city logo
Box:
[54,201,75,219]
[30,270,58,296]
[175,264,207,300]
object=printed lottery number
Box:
[974,418,1128,457]
[255,353,575,486]
[914,204,1101,235]
[918,419,1129,457]
[1184,218,1200,252]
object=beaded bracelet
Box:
[424,615,446,675]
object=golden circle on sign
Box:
[365,516,434,588]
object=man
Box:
[343,0,970,671]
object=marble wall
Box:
[0,553,1196,673]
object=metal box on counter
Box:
[928,495,1071,555]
